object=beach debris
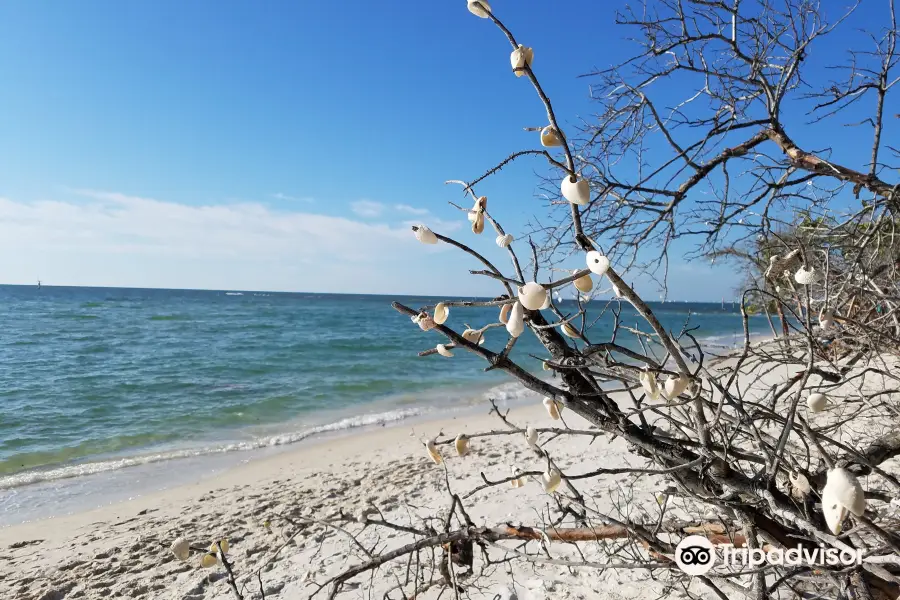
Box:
[200,553,219,568]
[425,438,443,465]
[806,392,827,413]
[540,125,563,147]
[436,344,454,357]
[561,322,578,338]
[819,309,834,330]
[432,302,449,325]
[561,175,590,205]
[574,273,592,293]
[462,328,485,345]
[170,538,191,561]
[794,266,818,285]
[499,303,512,324]
[510,466,525,488]
[467,0,491,18]
[414,225,438,245]
[510,44,533,76]
[506,301,525,337]
[542,468,562,493]
[822,467,866,535]
[518,282,548,311]
[586,251,610,276]
[543,397,563,420]
[662,375,690,401]
[639,370,660,401]
[455,434,470,457]
[525,425,539,448]
[496,233,514,248]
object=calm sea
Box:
[0,285,766,523]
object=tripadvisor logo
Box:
[674,535,864,575]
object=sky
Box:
[0,0,888,300]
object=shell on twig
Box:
[574,273,592,293]
[510,44,534,76]
[496,233,514,248]
[461,328,485,345]
[471,211,485,234]
[542,469,562,493]
[525,426,539,448]
[662,375,690,401]
[561,322,578,338]
[543,397,563,420]
[510,466,525,488]
[639,370,660,401]
[794,266,818,286]
[506,301,525,337]
[542,360,551,371]
[822,467,866,534]
[436,344,454,358]
[200,553,219,568]
[789,471,811,495]
[518,282,548,311]
[210,539,229,554]
[561,175,590,205]
[433,303,449,325]
[806,392,827,413]
[466,0,491,18]
[417,315,436,331]
[425,438,442,465]
[455,434,470,457]
[499,303,512,324]
[414,225,438,245]
[819,309,834,330]
[540,126,563,147]
[170,538,191,561]
[585,251,610,276]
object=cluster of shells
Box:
[169,538,230,569]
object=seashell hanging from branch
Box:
[170,538,191,561]
[789,471,811,495]
[417,315,437,331]
[585,251,610,276]
[822,467,866,534]
[662,375,690,401]
[540,125,563,147]
[806,392,827,412]
[561,322,578,338]
[436,344,454,358]
[794,266,818,285]
[506,301,525,337]
[471,211,485,234]
[561,175,590,205]
[510,466,525,488]
[518,282,548,311]
[425,438,442,465]
[496,233,514,248]
[433,303,449,325]
[466,0,491,18]
[510,44,534,77]
[525,425,539,448]
[498,303,512,324]
[574,273,592,293]
[455,434,470,457]
[200,553,219,568]
[210,539,229,554]
[462,328,485,345]
[414,225,438,244]
[543,397,563,420]
[542,468,562,493]
[639,370,660,401]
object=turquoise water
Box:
[0,285,764,493]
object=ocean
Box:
[0,285,766,524]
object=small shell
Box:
[455,434,470,457]
[561,322,578,338]
[200,553,219,568]
[574,273,592,293]
[466,0,491,17]
[209,539,229,554]
[789,471,811,494]
[510,45,534,76]
[462,328,483,345]
[794,266,818,285]
[585,251,610,276]
[525,426,539,448]
[473,196,488,212]
[170,538,191,562]
[560,175,590,205]
[806,392,827,413]
[471,212,485,234]
[662,375,690,401]
[518,282,548,311]
[542,360,551,371]
[543,397,563,420]
[542,469,562,493]
[425,439,442,465]
[819,309,834,330]
[510,466,525,488]
[414,225,438,245]
[506,301,525,337]
[540,126,563,147]
[417,315,437,331]
[436,344,454,358]
[498,303,512,324]
[496,233,514,248]
[433,302,449,325]
[825,467,866,516]
[639,370,660,401]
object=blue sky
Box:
[0,0,888,300]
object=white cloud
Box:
[394,204,429,216]
[350,200,384,218]
[272,192,313,203]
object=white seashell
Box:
[436,344,454,358]
[789,471,811,494]
[425,439,443,465]
[662,375,690,401]
[638,370,660,401]
[806,392,827,413]
[506,301,525,337]
[471,211,485,234]
[543,397,563,420]
[462,328,483,345]
[200,553,219,568]
[585,251,610,276]
[414,225,438,244]
[525,426,539,448]
[542,469,562,493]
[819,309,834,330]
[560,175,590,205]
[518,282,548,311]
[574,273,592,293]
[825,467,866,516]
[455,434,470,457]
[466,0,491,18]
[433,303,449,325]
[170,538,191,561]
[499,303,512,324]
[540,126,563,147]
[510,45,534,76]
[496,233,514,248]
[510,466,525,488]
[561,322,578,338]
[417,315,436,331]
[472,196,488,212]
[794,266,818,285]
